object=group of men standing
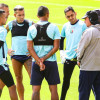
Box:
[0,3,100,100]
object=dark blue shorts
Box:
[0,64,9,75]
[11,55,31,63]
[0,69,14,87]
[31,61,60,85]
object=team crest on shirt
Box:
[70,29,73,33]
[70,27,75,34]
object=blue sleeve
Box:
[7,21,13,31]
[0,30,5,41]
[27,26,37,40]
[53,26,61,40]
[29,20,33,26]
[82,23,87,33]
[61,24,66,37]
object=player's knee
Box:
[49,87,57,93]
[32,91,40,98]
[16,76,23,82]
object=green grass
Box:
[0,0,100,99]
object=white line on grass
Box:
[5,0,100,9]
[9,15,63,26]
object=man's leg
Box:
[24,58,32,78]
[0,70,18,100]
[12,58,24,100]
[31,85,41,100]
[79,71,97,100]
[8,85,18,100]
[49,85,59,100]
[0,80,5,97]
[60,61,76,100]
[92,71,100,100]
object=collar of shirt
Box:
[37,20,48,25]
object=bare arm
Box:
[27,40,45,71]
[41,39,60,61]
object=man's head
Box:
[64,6,77,24]
[37,6,49,20]
[82,10,99,27]
[0,9,7,26]
[0,3,9,19]
[94,9,100,23]
[14,5,25,23]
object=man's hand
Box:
[39,61,45,71]
[8,49,15,56]
[26,52,31,57]
[77,61,80,68]
[35,60,45,71]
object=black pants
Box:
[60,60,77,100]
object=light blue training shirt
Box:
[27,21,61,61]
[0,26,8,70]
[7,19,33,55]
[61,20,87,60]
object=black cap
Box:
[94,9,100,21]
[82,10,99,25]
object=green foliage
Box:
[0,0,100,99]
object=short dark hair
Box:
[0,3,8,9]
[64,6,75,14]
[0,9,5,17]
[14,5,24,12]
[37,6,49,17]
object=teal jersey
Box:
[27,21,61,61]
[0,26,8,70]
[61,20,87,60]
[7,19,33,55]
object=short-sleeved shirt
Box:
[0,26,8,71]
[27,21,61,61]
[61,20,87,60]
[7,19,33,55]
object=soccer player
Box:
[77,10,100,100]
[0,9,18,100]
[5,5,34,100]
[0,3,11,96]
[27,6,60,100]
[59,6,87,100]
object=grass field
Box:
[0,0,100,100]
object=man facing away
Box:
[0,9,18,100]
[5,5,34,100]
[27,6,60,100]
[59,6,87,100]
[77,10,100,100]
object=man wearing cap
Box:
[77,10,100,100]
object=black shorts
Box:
[31,61,60,85]
[11,55,31,63]
[0,70,14,87]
